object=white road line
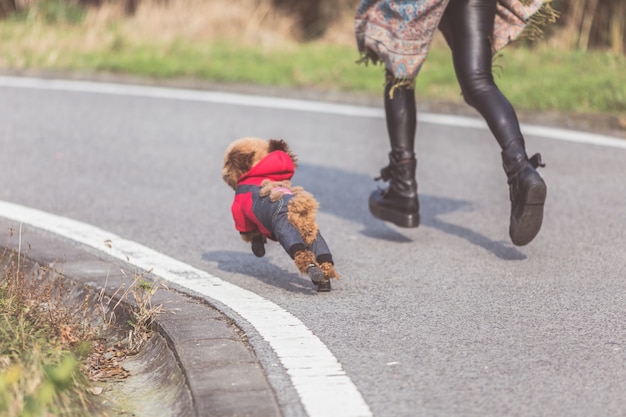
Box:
[0,201,372,417]
[1,75,625,149]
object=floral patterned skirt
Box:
[355,0,554,81]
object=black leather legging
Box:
[386,0,523,153]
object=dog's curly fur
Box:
[222,137,298,190]
[222,137,338,283]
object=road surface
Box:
[1,75,625,417]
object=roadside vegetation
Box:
[0,232,164,416]
[0,0,624,117]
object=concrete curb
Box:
[0,218,282,417]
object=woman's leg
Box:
[444,0,547,246]
[443,0,521,148]
[368,71,420,228]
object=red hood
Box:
[238,150,295,186]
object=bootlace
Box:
[375,158,416,182]
[529,153,545,169]
[508,153,547,200]
[375,164,392,182]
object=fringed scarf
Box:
[355,0,558,87]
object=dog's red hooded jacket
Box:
[231,150,295,239]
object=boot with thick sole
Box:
[504,147,547,246]
[369,151,420,228]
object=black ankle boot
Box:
[502,144,547,246]
[369,150,420,228]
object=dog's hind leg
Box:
[287,192,319,246]
[294,250,330,292]
[307,234,339,283]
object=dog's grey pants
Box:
[248,188,332,261]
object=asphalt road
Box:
[2,75,626,417]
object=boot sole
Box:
[510,179,547,246]
[369,199,420,228]
[317,279,331,292]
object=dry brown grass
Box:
[80,0,357,46]
[0,0,355,69]
[84,0,301,46]
[0,229,166,415]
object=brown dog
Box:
[222,137,338,292]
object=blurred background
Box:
[1,0,624,128]
[2,0,625,50]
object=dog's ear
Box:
[222,149,255,189]
[268,139,298,167]
[268,139,289,153]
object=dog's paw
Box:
[306,264,331,292]
[306,264,324,285]
[320,262,339,280]
[251,235,266,257]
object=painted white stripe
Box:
[1,75,625,149]
[0,75,382,118]
[0,200,372,417]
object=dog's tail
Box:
[287,191,319,246]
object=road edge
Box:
[0,218,283,417]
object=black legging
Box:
[386,0,523,153]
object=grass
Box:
[489,47,626,113]
[0,2,625,116]
[0,231,165,416]
[0,250,100,416]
